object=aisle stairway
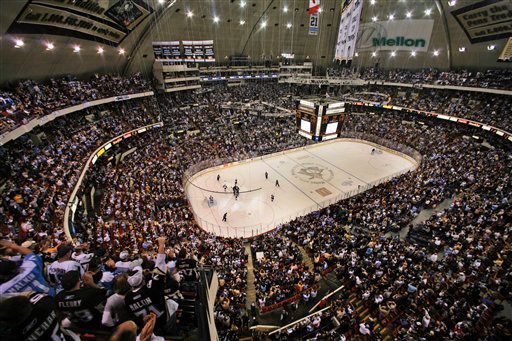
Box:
[347,292,400,340]
[245,243,257,309]
[295,244,315,271]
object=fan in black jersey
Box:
[175,248,198,282]
[0,292,64,341]
[125,236,172,336]
[55,270,108,332]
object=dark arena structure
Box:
[1,1,512,340]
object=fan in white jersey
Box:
[46,244,83,292]
[71,244,94,271]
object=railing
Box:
[183,133,421,239]
[63,122,164,243]
[0,91,154,146]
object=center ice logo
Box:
[292,163,334,184]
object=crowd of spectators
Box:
[0,73,151,134]
[327,67,512,90]
[0,80,511,340]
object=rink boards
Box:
[184,138,418,238]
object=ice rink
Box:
[185,139,418,238]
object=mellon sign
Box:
[357,19,434,52]
[372,37,426,48]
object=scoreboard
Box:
[154,40,215,62]
[296,99,345,141]
[153,41,181,61]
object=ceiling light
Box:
[487,44,496,50]
[411,51,416,57]
[240,1,246,8]
[425,8,432,16]
[433,50,439,56]
[213,16,220,23]
[260,21,267,28]
[73,45,81,53]
[239,19,245,25]
[372,16,378,22]
[388,13,395,20]
[186,10,193,18]
[370,0,376,4]
[448,0,457,6]
[97,46,104,54]
[286,22,292,29]
[283,5,288,13]
[390,51,396,57]
[118,48,125,55]
[46,42,54,50]
[354,52,359,57]
[14,39,24,48]
[371,52,377,57]
[406,11,412,18]
[458,46,466,52]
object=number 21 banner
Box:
[309,0,320,35]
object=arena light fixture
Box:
[388,13,395,20]
[97,46,104,54]
[354,52,359,57]
[186,10,193,18]
[371,51,377,57]
[458,46,466,52]
[260,20,267,28]
[410,51,416,57]
[406,11,412,18]
[283,5,288,13]
[213,16,220,23]
[370,0,376,5]
[433,50,439,56]
[448,0,457,6]
[487,45,496,50]
[14,39,24,48]
[372,16,378,22]
[118,48,125,55]
[240,1,246,8]
[390,51,396,57]
[424,8,432,16]
[239,19,246,25]
[73,45,81,53]
[158,0,165,4]
[286,22,292,29]
[46,42,54,51]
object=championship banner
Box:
[335,0,363,61]
[7,0,153,46]
[356,19,434,52]
[451,0,512,43]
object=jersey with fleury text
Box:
[55,286,106,330]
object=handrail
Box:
[63,122,163,243]
[0,91,154,146]
[268,305,332,336]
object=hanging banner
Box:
[309,0,320,35]
[308,0,321,14]
[356,19,434,52]
[309,13,320,35]
[7,0,153,46]
[335,0,363,61]
[498,37,512,61]
[451,0,512,43]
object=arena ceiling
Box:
[0,0,510,83]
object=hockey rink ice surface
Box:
[185,139,418,238]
